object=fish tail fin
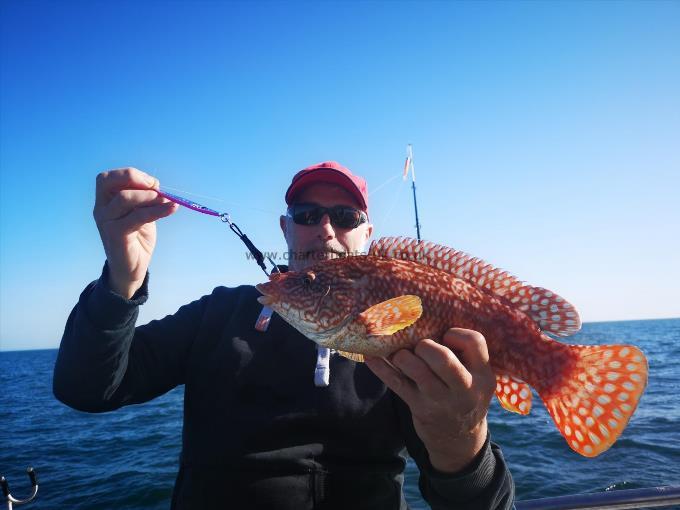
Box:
[538,343,648,457]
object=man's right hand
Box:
[93,167,178,299]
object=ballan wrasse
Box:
[256,237,648,457]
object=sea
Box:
[1,318,679,509]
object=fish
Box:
[256,236,648,457]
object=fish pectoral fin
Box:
[357,295,423,336]
[335,350,365,363]
[495,373,532,415]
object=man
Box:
[54,161,514,509]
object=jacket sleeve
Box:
[53,263,210,413]
[396,396,515,510]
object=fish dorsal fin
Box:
[495,373,532,415]
[369,237,581,337]
[357,295,422,336]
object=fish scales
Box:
[256,237,648,458]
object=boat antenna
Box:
[403,144,421,240]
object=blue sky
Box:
[1,0,678,351]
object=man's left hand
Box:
[365,328,496,474]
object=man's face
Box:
[280,182,373,271]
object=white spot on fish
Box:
[520,388,529,399]
[593,405,604,418]
[585,417,595,427]
[604,383,615,393]
[606,372,620,381]
[617,392,629,402]
[584,445,593,455]
[575,430,584,441]
[598,395,611,405]
[519,402,528,412]
[565,425,572,436]
[588,431,601,446]
[599,424,610,437]
[619,347,630,357]
[623,381,635,391]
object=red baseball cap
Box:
[285,161,369,211]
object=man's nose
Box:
[317,213,335,239]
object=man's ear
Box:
[280,215,288,241]
[364,223,373,244]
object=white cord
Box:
[314,346,332,387]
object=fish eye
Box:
[302,272,316,287]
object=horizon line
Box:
[1,316,678,353]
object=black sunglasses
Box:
[287,203,368,229]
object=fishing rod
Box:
[404,144,422,240]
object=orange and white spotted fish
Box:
[256,237,648,457]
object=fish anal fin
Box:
[540,343,648,457]
[495,373,532,415]
[335,350,365,363]
[357,295,422,336]
[368,236,581,337]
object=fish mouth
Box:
[257,295,275,306]
[255,283,276,306]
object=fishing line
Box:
[161,184,280,216]
[372,176,407,240]
[368,173,402,197]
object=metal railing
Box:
[515,485,680,510]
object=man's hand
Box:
[93,167,177,299]
[365,328,496,474]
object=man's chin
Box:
[310,251,342,261]
[290,251,342,271]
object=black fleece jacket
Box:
[53,265,514,510]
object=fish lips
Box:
[255,282,276,306]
